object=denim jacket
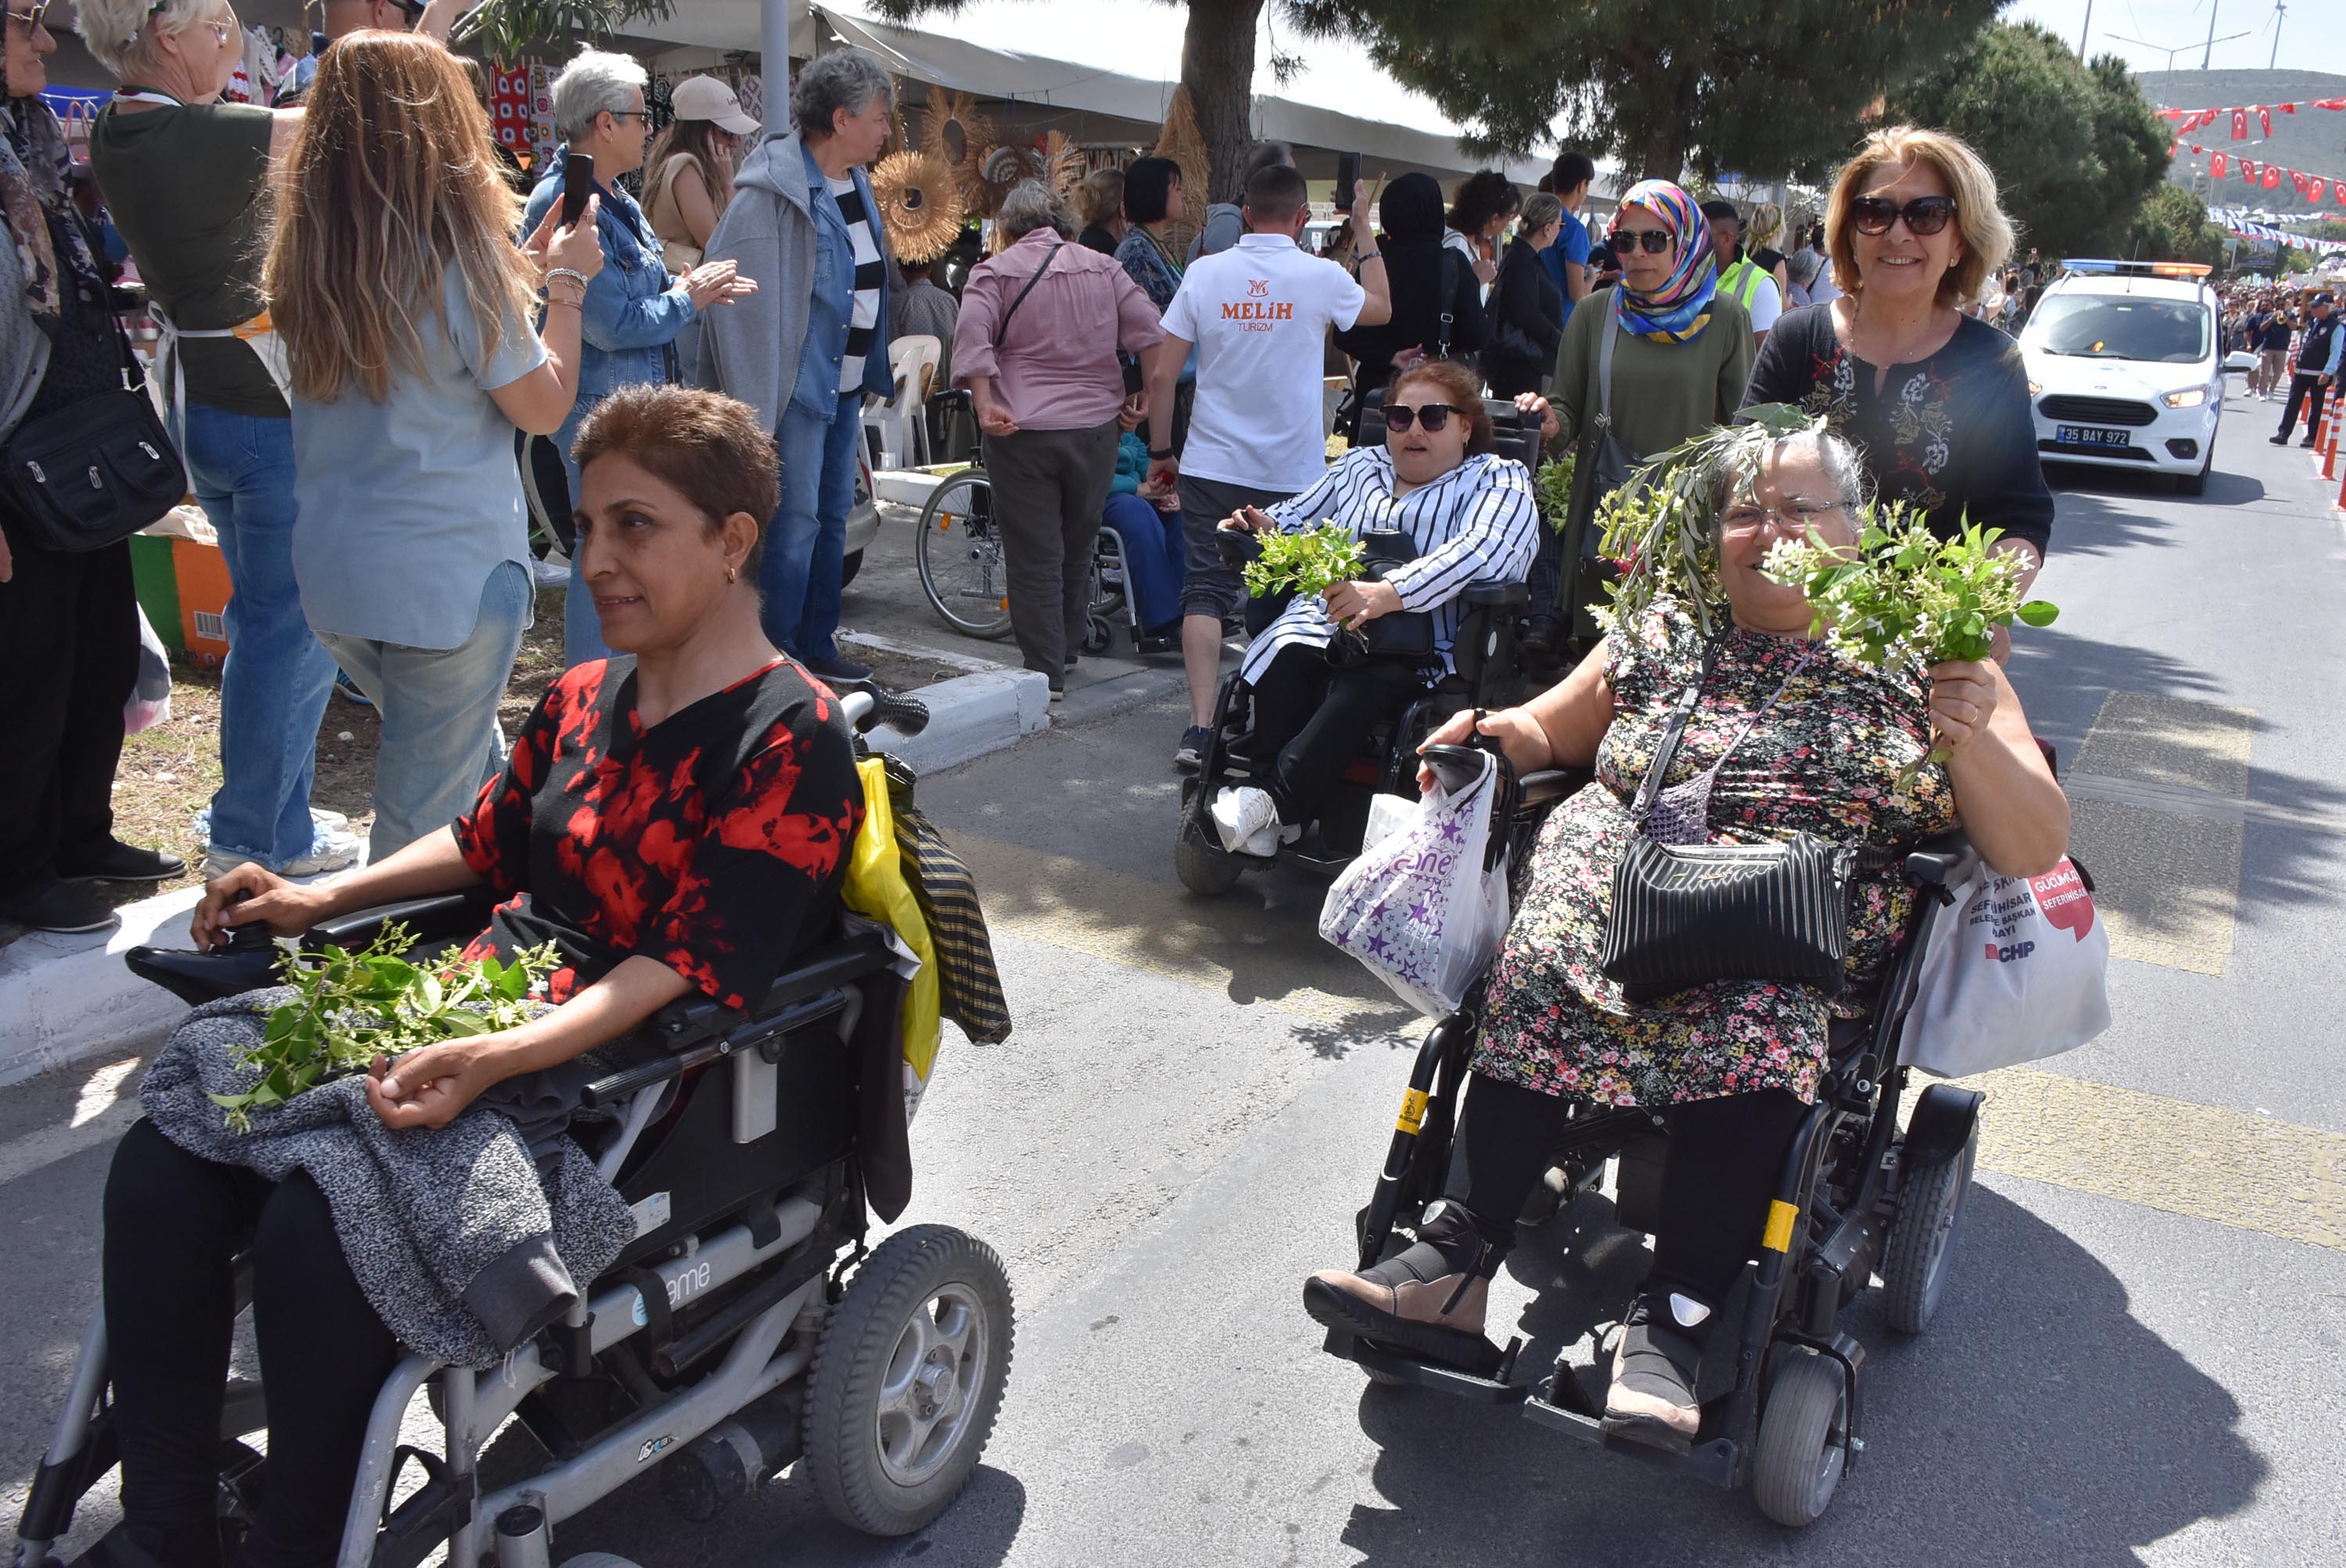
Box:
[522,149,694,406]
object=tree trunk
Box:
[1180,0,1265,203]
[1636,119,1688,184]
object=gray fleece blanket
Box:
[140,989,636,1370]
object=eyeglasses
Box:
[1384,402,1464,432]
[607,109,651,123]
[1849,196,1957,237]
[5,2,49,34]
[1609,226,1673,254]
[1720,497,1846,536]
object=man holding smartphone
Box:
[1143,164,1389,773]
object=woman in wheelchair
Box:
[1302,425,2069,1450]
[1207,359,1541,856]
[95,386,864,1568]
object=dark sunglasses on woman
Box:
[1849,195,1957,236]
[1384,402,1463,432]
[1609,226,1673,254]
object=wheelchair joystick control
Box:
[124,890,287,1006]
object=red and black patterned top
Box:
[453,656,865,1010]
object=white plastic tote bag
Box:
[124,606,173,736]
[1318,750,1511,1019]
[1903,855,2111,1077]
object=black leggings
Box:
[1445,1072,1810,1304]
[1246,646,1423,827]
[103,1119,401,1568]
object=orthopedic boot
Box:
[1303,1200,1503,1376]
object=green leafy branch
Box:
[209,925,562,1132]
[1532,449,1576,535]
[1242,521,1367,601]
[453,1,678,65]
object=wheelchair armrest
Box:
[300,891,498,956]
[1516,767,1590,810]
[1902,829,1977,892]
[1460,580,1530,611]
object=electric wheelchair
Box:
[1322,751,1987,1529]
[14,687,1015,1568]
[1173,394,1547,896]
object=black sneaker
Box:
[56,839,186,884]
[2302,438,2319,448]
[799,654,873,684]
[2269,434,2290,445]
[1173,724,1214,773]
[0,878,119,935]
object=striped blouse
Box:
[1236,447,1541,686]
[827,174,885,393]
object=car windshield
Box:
[2027,295,2211,364]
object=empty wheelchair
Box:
[15,688,1013,1568]
[1319,763,1986,1528]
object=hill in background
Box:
[2140,68,2346,217]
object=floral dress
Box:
[1472,598,1957,1108]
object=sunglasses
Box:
[1849,195,1957,237]
[1609,226,1674,254]
[5,1,48,32]
[1384,402,1464,432]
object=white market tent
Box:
[630,1,1552,188]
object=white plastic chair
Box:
[862,333,940,469]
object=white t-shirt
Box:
[1161,232,1366,493]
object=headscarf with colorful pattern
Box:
[1611,178,1716,346]
[0,96,98,339]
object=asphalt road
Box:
[4,379,2343,1566]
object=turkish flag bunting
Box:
[2242,160,2258,181]
[2232,108,2248,139]
[2281,102,2297,115]
[2264,165,2282,189]
[2314,182,2330,206]
[2258,106,2272,137]
[2316,99,2346,112]
[2160,107,2185,122]
[2211,152,2227,178]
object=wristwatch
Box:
[1149,447,1175,461]
[1354,250,1381,264]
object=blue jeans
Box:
[182,403,339,868]
[314,560,531,863]
[1100,492,1186,634]
[554,396,612,667]
[762,394,862,661]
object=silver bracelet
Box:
[544,267,590,295]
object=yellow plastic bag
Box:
[840,755,943,1085]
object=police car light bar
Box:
[2064,259,2215,278]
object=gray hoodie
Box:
[698,126,892,435]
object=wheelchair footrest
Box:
[1521,1396,1743,1487]
[1330,1329,1528,1405]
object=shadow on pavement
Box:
[2006,622,2224,747]
[1336,1186,2262,1566]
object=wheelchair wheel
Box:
[1750,1347,1849,1528]
[1082,612,1116,656]
[804,1224,1014,1537]
[914,472,1015,640]
[1880,1124,1978,1335]
[1175,814,1246,896]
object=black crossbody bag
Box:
[1599,640,1869,1003]
[0,325,185,553]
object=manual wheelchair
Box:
[14,687,1014,1568]
[1321,758,1987,1529]
[1172,394,1547,896]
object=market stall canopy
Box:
[637,1,1547,186]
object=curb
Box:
[0,666,1055,1087]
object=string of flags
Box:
[2158,99,2346,139]
[2209,210,2346,257]
[2168,142,2346,206]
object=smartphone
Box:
[1335,152,1361,214]
[561,152,595,227]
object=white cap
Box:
[670,76,761,136]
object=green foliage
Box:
[1532,450,1576,535]
[208,928,561,1132]
[1588,404,1819,636]
[454,0,677,63]
[1760,507,2057,669]
[1885,23,2172,259]
[2124,185,2229,269]
[1242,522,1367,600]
[1289,0,2003,179]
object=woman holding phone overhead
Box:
[267,30,604,866]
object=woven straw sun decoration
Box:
[869,149,967,263]
[920,91,995,205]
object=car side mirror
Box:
[2222,350,2258,373]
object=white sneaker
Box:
[1210,785,1285,858]
[204,827,364,881]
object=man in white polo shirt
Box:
[1145,164,1390,773]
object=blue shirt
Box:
[793,143,859,422]
[1542,209,1591,333]
[291,266,546,648]
[520,151,693,409]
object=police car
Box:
[2020,260,2240,495]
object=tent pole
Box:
[763,0,800,136]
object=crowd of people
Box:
[2221,284,2341,447]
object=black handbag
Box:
[1351,529,1435,662]
[0,328,185,553]
[1598,640,1864,1003]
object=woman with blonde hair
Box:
[266,30,604,863]
[1744,199,1792,305]
[1744,125,2053,612]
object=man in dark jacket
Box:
[2272,294,2340,448]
